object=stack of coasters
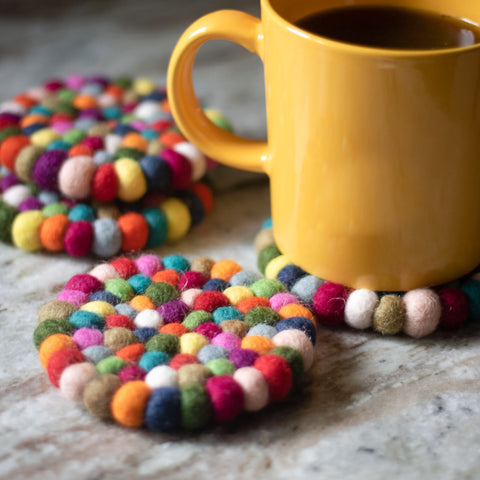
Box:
[256,219,480,338]
[34,253,317,432]
[0,75,220,257]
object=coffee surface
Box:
[295,5,480,49]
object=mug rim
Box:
[261,0,480,57]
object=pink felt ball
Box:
[57,289,89,307]
[403,288,442,338]
[73,327,104,350]
[233,366,269,411]
[269,292,300,312]
[180,288,203,308]
[135,254,163,277]
[64,220,93,257]
[118,364,146,383]
[58,155,96,199]
[194,322,222,340]
[205,375,244,422]
[59,362,96,403]
[88,264,120,283]
[437,288,469,329]
[65,274,103,294]
[313,282,349,327]
[178,271,207,291]
[210,332,241,351]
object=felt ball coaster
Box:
[0,75,222,257]
[256,219,480,338]
[34,253,317,432]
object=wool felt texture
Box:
[0,75,218,258]
[35,253,318,432]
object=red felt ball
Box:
[82,136,104,152]
[205,375,244,422]
[177,271,207,291]
[169,353,200,370]
[254,353,292,402]
[0,135,30,170]
[160,148,192,190]
[193,290,230,313]
[194,322,222,340]
[47,348,85,388]
[91,163,118,202]
[110,257,138,279]
[105,314,136,330]
[437,288,469,329]
[64,221,93,257]
[313,282,349,327]
[65,273,103,294]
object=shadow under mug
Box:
[167,0,480,291]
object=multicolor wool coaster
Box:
[256,219,480,338]
[34,253,317,431]
[0,75,221,257]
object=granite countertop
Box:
[1,1,480,479]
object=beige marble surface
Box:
[1,1,480,479]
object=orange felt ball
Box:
[116,343,145,362]
[0,135,30,169]
[160,99,171,113]
[20,114,49,128]
[104,85,124,100]
[40,214,70,251]
[278,304,317,326]
[190,182,214,214]
[237,296,271,314]
[14,93,37,109]
[130,295,156,311]
[160,323,190,337]
[210,259,242,282]
[152,269,180,287]
[160,131,185,147]
[111,380,151,427]
[122,132,148,152]
[68,144,93,157]
[39,333,77,369]
[241,335,275,355]
[117,212,149,252]
[73,94,98,110]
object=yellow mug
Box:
[167,0,480,291]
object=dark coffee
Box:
[295,5,480,50]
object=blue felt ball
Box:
[127,274,152,294]
[291,275,324,304]
[276,317,317,344]
[38,190,60,205]
[176,191,204,227]
[139,155,172,191]
[261,218,273,230]
[197,344,228,364]
[134,327,159,344]
[141,129,159,141]
[142,207,168,247]
[203,278,230,292]
[29,105,52,116]
[163,254,190,273]
[46,139,70,151]
[89,290,120,305]
[22,123,46,136]
[80,83,103,96]
[103,106,122,120]
[277,264,307,289]
[93,151,113,165]
[82,345,112,364]
[142,90,167,102]
[69,310,105,329]
[115,303,138,319]
[212,306,242,324]
[144,386,182,432]
[460,279,480,321]
[230,270,263,287]
[247,324,278,338]
[68,204,95,222]
[139,351,170,371]
[113,124,137,136]
[74,118,97,131]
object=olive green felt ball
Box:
[180,384,212,430]
[0,200,18,243]
[182,310,213,330]
[145,333,180,356]
[33,318,74,349]
[104,278,135,302]
[373,294,405,335]
[250,278,285,299]
[244,306,281,327]
[257,244,282,275]
[270,346,304,384]
[145,282,178,305]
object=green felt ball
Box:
[33,318,74,349]
[205,358,235,376]
[180,384,212,430]
[182,310,213,330]
[270,346,304,384]
[244,306,281,327]
[460,279,480,321]
[373,294,405,335]
[257,244,282,275]
[63,128,86,145]
[0,200,18,243]
[250,278,285,299]
[104,278,135,302]
[145,333,180,355]
[42,202,69,218]
[0,126,21,144]
[145,282,178,306]
[113,76,133,88]
[55,102,77,115]
[113,147,143,161]
[57,88,76,103]
[96,356,127,374]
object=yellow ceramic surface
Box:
[167,0,480,291]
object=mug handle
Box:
[167,10,270,173]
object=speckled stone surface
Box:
[1,2,480,479]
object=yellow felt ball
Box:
[132,77,156,96]
[30,128,61,148]
[80,301,116,317]
[114,158,147,202]
[265,255,293,280]
[223,286,254,305]
[11,210,45,251]
[180,332,208,355]
[161,198,191,243]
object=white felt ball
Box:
[403,288,441,338]
[172,142,207,181]
[344,289,379,329]
[97,93,117,108]
[134,309,163,329]
[104,133,122,154]
[180,288,203,308]
[233,367,269,411]
[134,100,162,121]
[0,101,25,115]
[27,86,48,101]
[59,362,97,403]
[2,185,32,207]
[88,263,121,282]
[272,329,314,370]
[145,365,178,389]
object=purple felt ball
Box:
[0,173,20,192]
[33,150,68,191]
[157,300,190,323]
[18,197,43,211]
[229,348,259,369]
